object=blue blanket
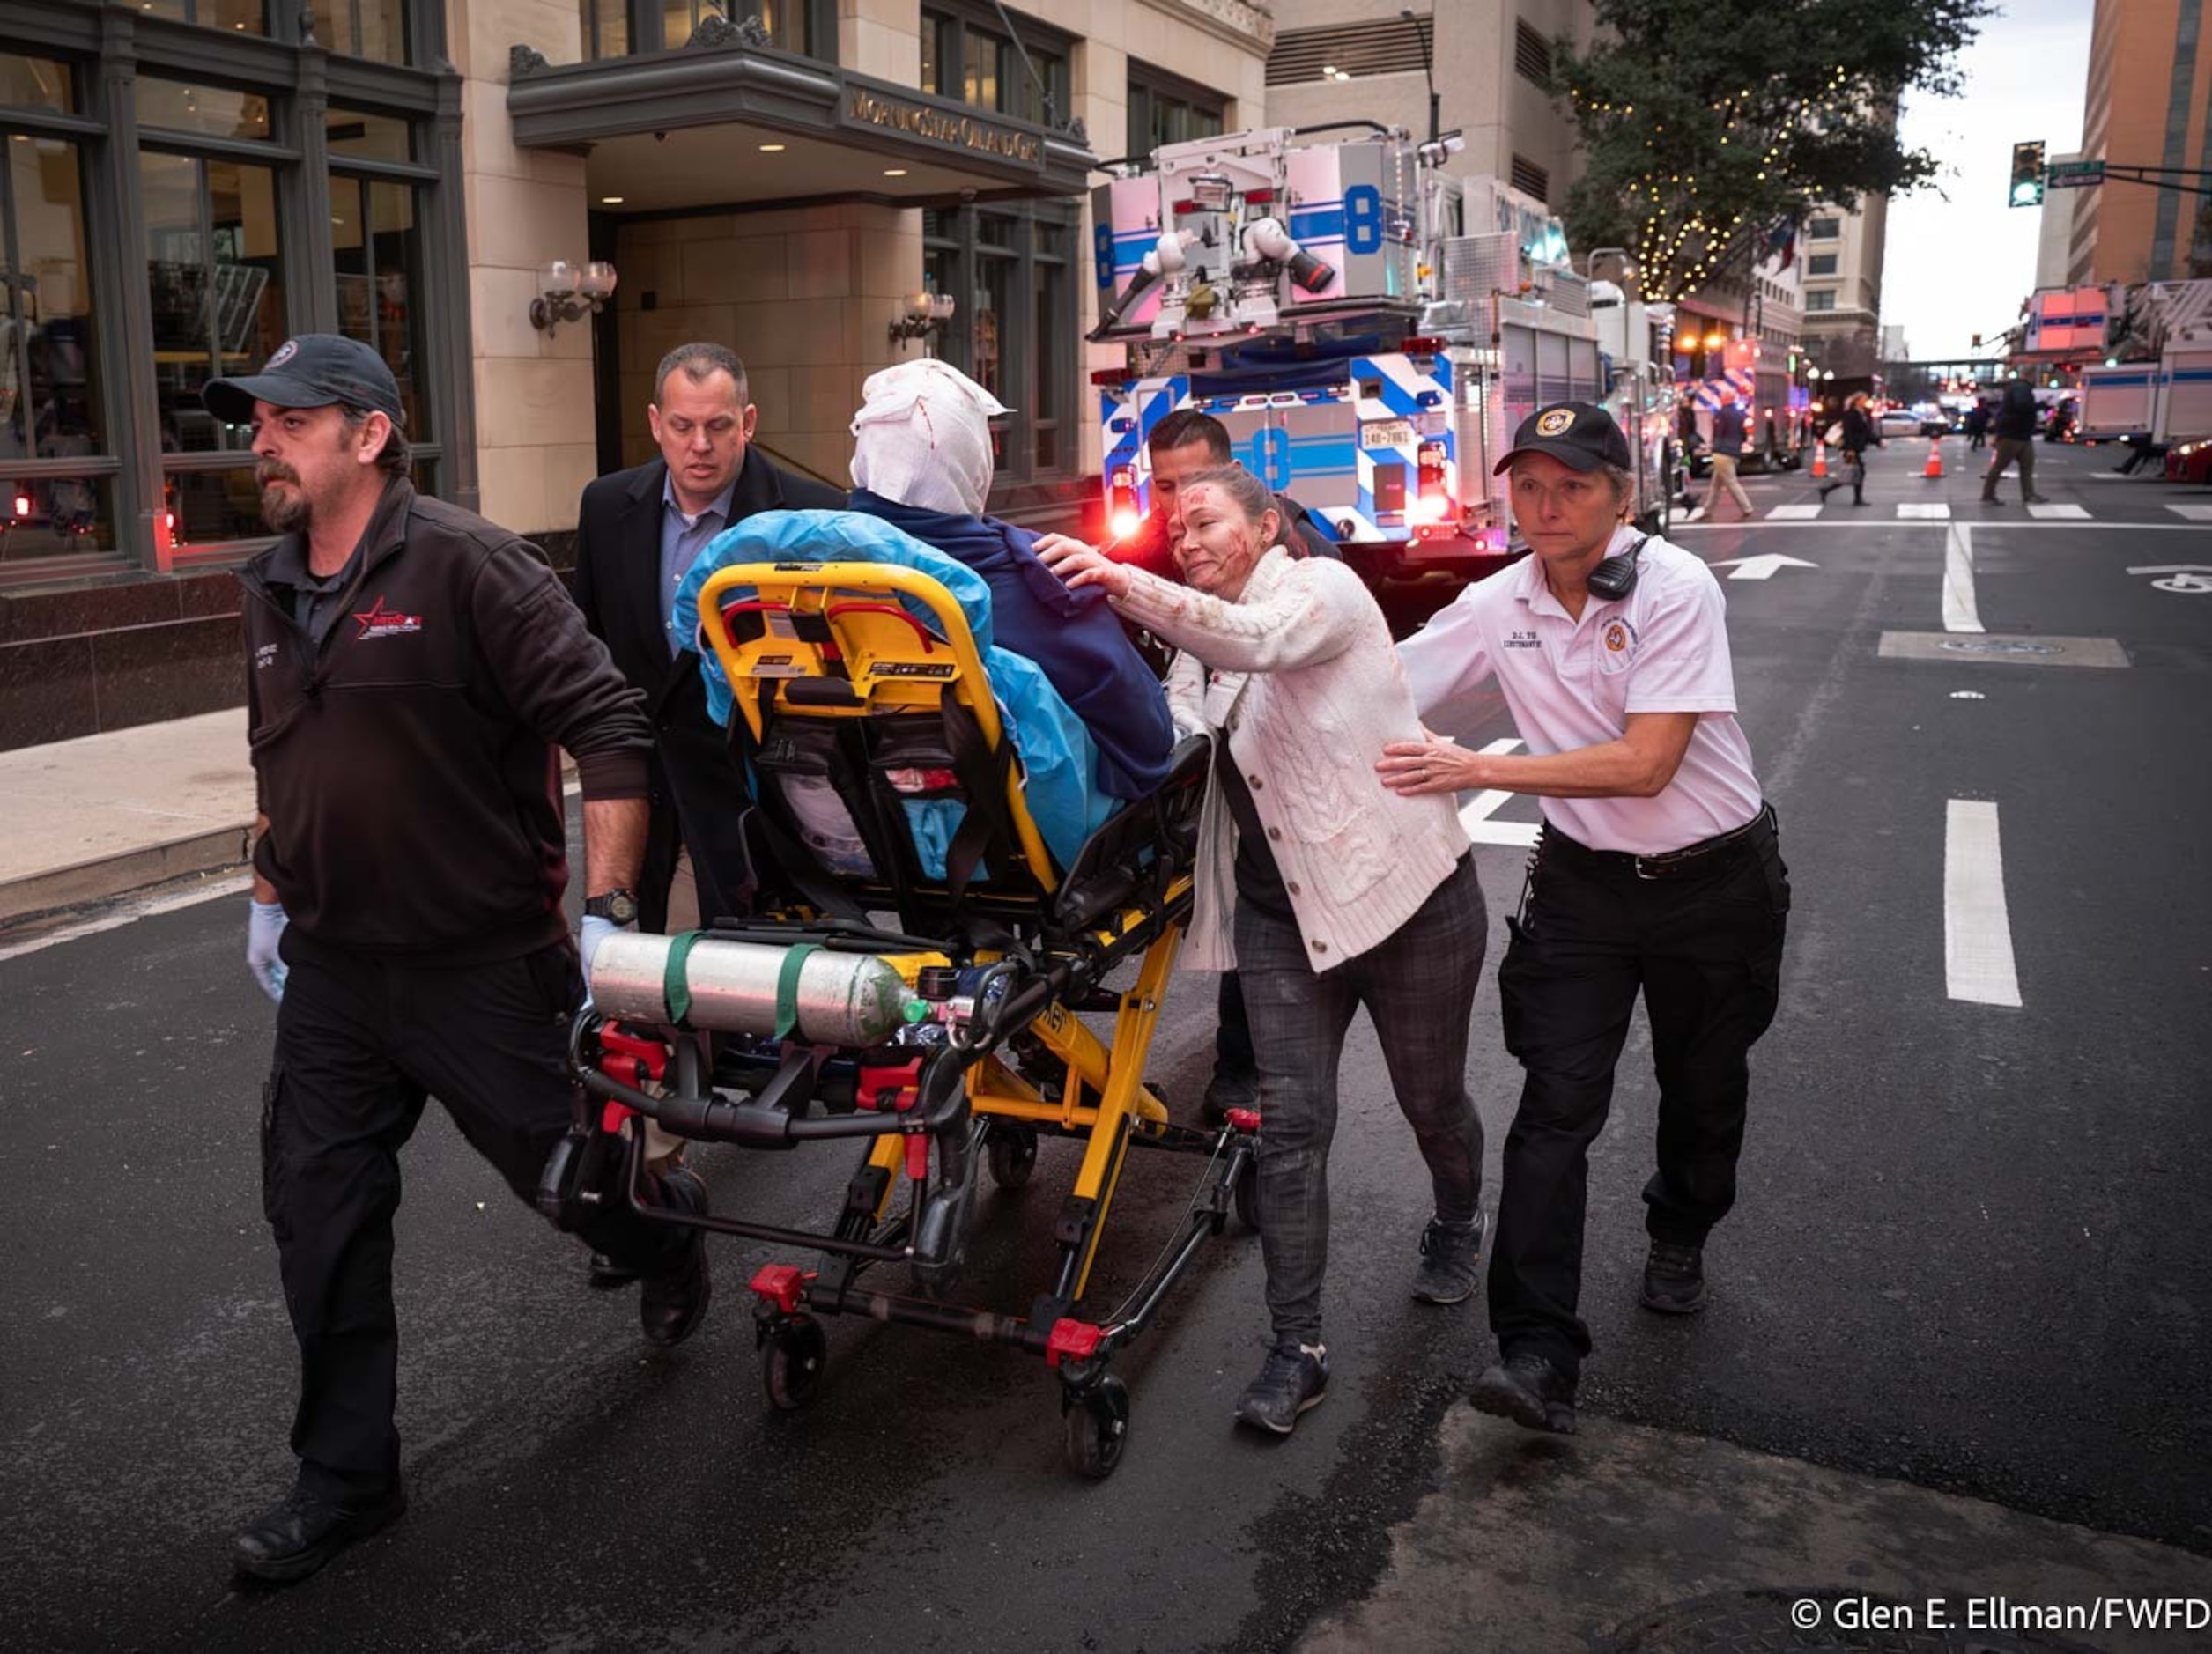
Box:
[847,490,1176,798]
[674,510,1114,877]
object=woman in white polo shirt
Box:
[1381,400,1789,1438]
[1039,465,1489,1439]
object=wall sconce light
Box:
[889,291,957,346]
[530,259,618,336]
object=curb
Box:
[0,822,254,925]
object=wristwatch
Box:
[583,888,639,926]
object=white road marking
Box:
[1942,522,1984,634]
[1765,504,1824,521]
[1707,553,1819,580]
[2026,503,2090,519]
[2169,505,2212,521]
[0,872,253,964]
[1944,800,2022,1008]
[1456,738,1541,847]
[1898,503,1952,520]
[2127,564,2212,594]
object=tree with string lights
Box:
[1553,0,1994,302]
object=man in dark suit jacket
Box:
[573,343,844,942]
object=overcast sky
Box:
[1883,0,2094,361]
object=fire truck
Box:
[1090,124,1676,587]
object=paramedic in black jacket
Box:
[211,336,711,1588]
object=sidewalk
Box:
[0,708,255,924]
[1301,1408,2212,1653]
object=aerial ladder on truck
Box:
[1088,123,1676,591]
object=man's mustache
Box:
[256,463,299,487]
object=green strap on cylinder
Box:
[773,942,822,1042]
[662,930,703,1028]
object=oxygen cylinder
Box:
[589,933,919,1047]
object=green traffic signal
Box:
[2009,140,2046,208]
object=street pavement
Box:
[3,439,2209,1651]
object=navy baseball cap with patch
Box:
[1492,400,1631,475]
[202,334,403,426]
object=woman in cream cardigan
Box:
[1039,465,1489,1437]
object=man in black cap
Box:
[1378,400,1789,1435]
[210,335,712,1585]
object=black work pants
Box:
[262,938,685,1498]
[1490,811,1788,1380]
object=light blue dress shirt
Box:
[659,471,737,655]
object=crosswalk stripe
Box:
[1455,739,1541,847]
[1898,503,1951,520]
[1765,504,1823,520]
[2026,503,2090,519]
[2169,505,2212,521]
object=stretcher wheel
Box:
[1232,1158,1259,1232]
[988,1125,1039,1189]
[1062,1375,1130,1480]
[762,1315,827,1411]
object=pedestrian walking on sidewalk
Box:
[1981,378,2049,505]
[1385,401,1789,1437]
[211,336,712,1587]
[1817,393,1879,506]
[1698,395,1756,521]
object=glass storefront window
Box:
[0,132,113,563]
[165,467,261,544]
[321,0,410,64]
[330,174,428,438]
[581,0,631,60]
[137,78,273,141]
[0,55,74,114]
[140,1,268,33]
[327,107,412,163]
[143,151,286,454]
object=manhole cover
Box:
[1939,639,2060,656]
[1600,1590,2098,1654]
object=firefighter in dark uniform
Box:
[212,336,711,1585]
[1382,402,1789,1436]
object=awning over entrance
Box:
[506,39,1095,215]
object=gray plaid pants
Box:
[1234,856,1488,1345]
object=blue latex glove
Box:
[247,899,289,1002]
[579,913,617,988]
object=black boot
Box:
[233,1483,406,1585]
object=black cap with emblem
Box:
[202,334,404,426]
[1492,400,1631,475]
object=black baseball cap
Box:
[1493,400,1631,475]
[202,334,403,425]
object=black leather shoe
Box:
[1202,1065,1260,1128]
[640,1167,712,1348]
[588,1252,640,1289]
[233,1485,405,1584]
[1470,1351,1577,1435]
[1641,1240,1709,1313]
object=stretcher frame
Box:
[543,557,1254,1479]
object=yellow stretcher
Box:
[538,557,1253,1479]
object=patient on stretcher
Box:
[842,360,1175,801]
[674,508,1119,882]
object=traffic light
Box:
[2009,141,2046,208]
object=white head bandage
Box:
[849,358,1010,517]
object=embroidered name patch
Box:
[352,596,424,639]
[1503,628,1542,650]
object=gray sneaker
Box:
[1409,1209,1486,1304]
[1234,1340,1329,1435]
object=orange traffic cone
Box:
[1924,435,1944,479]
[1811,439,1828,480]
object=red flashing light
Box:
[1090,368,1128,387]
[1401,336,1442,356]
[11,491,29,520]
[1110,508,1143,539]
[1416,439,1453,526]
